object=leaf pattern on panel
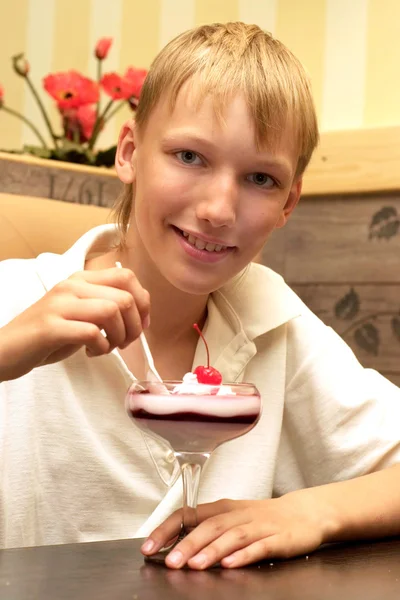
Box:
[370,206,397,227]
[369,206,400,240]
[391,316,400,343]
[335,288,360,320]
[354,323,380,356]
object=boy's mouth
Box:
[173,226,234,253]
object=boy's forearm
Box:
[291,463,400,544]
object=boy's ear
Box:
[275,177,302,229]
[115,119,137,183]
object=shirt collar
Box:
[191,264,303,383]
[216,262,302,341]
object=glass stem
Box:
[175,452,210,534]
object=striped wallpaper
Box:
[1,0,399,150]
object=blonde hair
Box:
[113,22,319,238]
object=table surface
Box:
[1,537,400,600]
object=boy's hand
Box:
[0,266,149,381]
[142,491,332,569]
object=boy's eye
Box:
[177,150,201,165]
[247,173,275,188]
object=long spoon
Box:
[115,261,163,383]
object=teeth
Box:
[181,229,228,252]
[195,238,207,250]
[205,242,217,252]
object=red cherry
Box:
[194,365,223,385]
[193,323,222,385]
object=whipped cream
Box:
[172,372,236,396]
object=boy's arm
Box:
[142,463,400,570]
[301,462,400,542]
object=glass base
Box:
[144,535,221,569]
[143,531,184,566]
[144,549,174,565]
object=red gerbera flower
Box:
[101,67,147,100]
[43,71,99,109]
[95,37,112,60]
[124,67,147,98]
[63,104,99,143]
[100,73,130,100]
[76,105,98,140]
[0,84,4,107]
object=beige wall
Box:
[1,0,399,150]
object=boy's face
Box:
[118,84,302,295]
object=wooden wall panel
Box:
[262,194,400,385]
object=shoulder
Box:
[0,225,118,326]
[0,257,47,325]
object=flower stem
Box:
[103,99,126,121]
[1,105,48,148]
[96,59,102,122]
[340,311,398,337]
[88,98,114,150]
[25,75,59,148]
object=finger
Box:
[187,522,265,570]
[143,500,239,558]
[58,298,126,350]
[94,303,126,351]
[71,275,150,343]
[47,320,111,360]
[65,280,134,310]
[72,267,150,327]
[165,511,252,569]
[123,272,150,331]
[141,510,184,555]
[220,534,294,569]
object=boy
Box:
[1,22,400,570]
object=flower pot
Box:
[0,151,122,208]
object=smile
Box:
[174,227,234,253]
[173,226,235,264]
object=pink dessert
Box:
[127,325,261,452]
[127,378,261,453]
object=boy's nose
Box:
[196,176,238,228]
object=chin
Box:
[170,278,220,296]
[165,268,237,296]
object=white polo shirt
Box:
[1,225,399,549]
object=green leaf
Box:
[334,288,360,320]
[22,145,52,159]
[51,145,95,165]
[354,323,379,355]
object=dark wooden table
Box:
[1,537,400,600]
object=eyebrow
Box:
[161,132,215,150]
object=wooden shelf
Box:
[303,126,400,196]
[0,151,117,178]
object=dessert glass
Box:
[125,380,262,564]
